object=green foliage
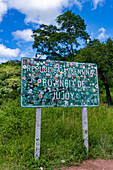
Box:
[88,106,113,158]
[32,10,90,60]
[0,71,8,81]
[76,38,113,105]
[0,63,20,101]
[0,96,113,169]
[0,98,87,169]
[77,39,113,84]
[0,60,21,66]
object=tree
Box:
[0,59,21,66]
[32,10,90,60]
[76,38,113,106]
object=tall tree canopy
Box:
[32,10,90,60]
[76,38,113,106]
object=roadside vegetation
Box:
[0,60,113,169]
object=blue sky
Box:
[0,0,113,63]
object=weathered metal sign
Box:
[21,58,99,107]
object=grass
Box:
[0,96,113,169]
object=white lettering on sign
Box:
[52,92,79,100]
[21,58,99,107]
[42,78,86,88]
[48,79,52,87]
[43,79,46,86]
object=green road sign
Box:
[21,58,99,107]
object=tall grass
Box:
[0,96,113,169]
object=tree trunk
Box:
[102,75,112,106]
[104,82,112,106]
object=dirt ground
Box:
[61,159,113,170]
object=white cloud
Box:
[20,51,31,58]
[0,0,7,22]
[0,0,106,24]
[0,44,20,57]
[90,32,94,39]
[92,0,105,9]
[0,58,8,63]
[20,53,26,58]
[74,0,83,10]
[12,29,33,42]
[7,0,70,24]
[97,27,109,40]
[20,46,35,58]
[1,0,83,24]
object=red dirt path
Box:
[61,159,113,170]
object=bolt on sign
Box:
[21,58,99,107]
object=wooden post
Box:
[82,107,88,154]
[34,108,41,160]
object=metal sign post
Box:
[82,107,88,154]
[34,108,41,160]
